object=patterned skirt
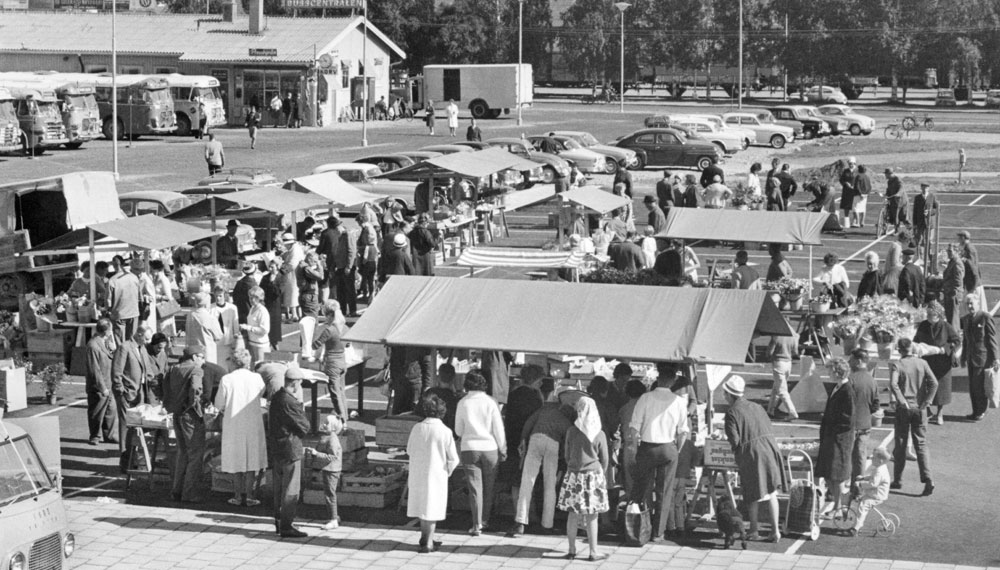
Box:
[557,470,609,515]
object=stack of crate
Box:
[26,329,74,370]
[337,464,407,508]
[301,428,371,505]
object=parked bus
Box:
[33,72,177,139]
[0,88,20,153]
[0,416,76,570]
[151,73,227,136]
[0,72,103,148]
[0,82,68,155]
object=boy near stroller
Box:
[850,447,891,536]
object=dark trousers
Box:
[87,390,118,442]
[334,267,357,315]
[322,471,341,521]
[208,163,222,175]
[273,460,302,531]
[631,441,679,539]
[114,394,137,456]
[968,365,989,417]
[892,406,931,483]
[324,358,349,420]
[112,317,138,344]
[852,429,870,482]
[172,410,206,501]
[461,449,499,529]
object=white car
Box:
[686,114,756,147]
[722,112,796,149]
[550,130,637,174]
[311,163,418,211]
[817,104,876,136]
[671,118,748,154]
[526,135,606,174]
[803,85,849,105]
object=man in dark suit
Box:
[163,344,207,503]
[655,170,673,212]
[268,368,311,538]
[912,183,938,250]
[85,318,118,446]
[699,156,724,188]
[333,222,358,317]
[847,349,881,491]
[644,195,668,234]
[961,294,999,421]
[316,216,344,303]
[897,249,926,308]
[608,232,645,273]
[111,324,152,458]
[231,261,257,346]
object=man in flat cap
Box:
[163,344,207,502]
[897,248,926,308]
[268,367,311,538]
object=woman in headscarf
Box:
[557,397,609,561]
[279,233,305,322]
[913,301,961,425]
[723,376,785,542]
[816,358,855,516]
[258,259,284,350]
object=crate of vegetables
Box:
[341,464,407,494]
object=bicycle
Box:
[832,501,901,537]
[883,122,921,141]
[901,112,934,131]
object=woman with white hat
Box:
[722,375,785,542]
[280,232,305,322]
[378,232,414,284]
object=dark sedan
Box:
[614,128,723,170]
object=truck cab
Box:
[3,84,69,154]
[0,88,19,154]
[0,418,75,570]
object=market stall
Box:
[283,171,386,207]
[455,247,589,280]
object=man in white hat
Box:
[722,375,784,542]
[378,233,414,283]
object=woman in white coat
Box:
[214,348,268,507]
[407,393,459,553]
[185,292,223,365]
[210,286,243,371]
[445,100,459,137]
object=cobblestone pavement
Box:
[64,499,997,570]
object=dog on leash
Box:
[715,498,747,549]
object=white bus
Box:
[151,74,227,136]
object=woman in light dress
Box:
[406,393,459,553]
[135,260,158,334]
[280,233,305,322]
[241,286,270,364]
[210,285,243,371]
[213,348,268,507]
[185,292,223,365]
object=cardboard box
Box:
[0,367,27,412]
[375,413,421,448]
[26,329,74,354]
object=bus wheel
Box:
[102,117,125,140]
[175,115,192,137]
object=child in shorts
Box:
[306,414,344,531]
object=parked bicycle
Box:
[901,112,934,131]
[883,122,921,141]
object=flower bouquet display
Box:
[28,297,56,332]
[775,277,810,311]
[730,182,765,211]
[832,295,926,359]
[809,292,832,314]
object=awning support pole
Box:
[808,245,814,298]
[210,196,218,266]
[88,228,97,306]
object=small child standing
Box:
[306,414,344,531]
[851,447,891,536]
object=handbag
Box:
[156,299,182,319]
[986,367,1000,409]
[619,501,652,547]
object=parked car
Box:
[398,150,443,162]
[310,163,419,210]
[817,104,876,135]
[526,135,606,174]
[985,89,1000,108]
[485,137,569,183]
[418,144,475,155]
[768,106,832,138]
[197,167,278,187]
[613,128,723,170]
[803,85,849,104]
[935,88,957,107]
[799,105,850,135]
[549,130,638,174]
[669,117,748,154]
[119,190,193,217]
[353,154,416,173]
[722,112,796,149]
[452,141,492,150]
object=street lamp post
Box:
[112,0,119,179]
[517,0,523,126]
[613,2,630,114]
[361,0,368,147]
[737,0,743,109]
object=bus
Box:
[151,73,227,136]
[0,72,103,148]
[0,82,68,154]
[0,88,20,154]
[0,417,76,570]
[35,72,177,139]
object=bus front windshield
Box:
[64,95,95,112]
[143,88,172,105]
[37,101,63,123]
[195,87,220,101]
[0,435,54,507]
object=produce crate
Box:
[27,329,74,370]
[341,465,407,494]
[303,486,404,509]
[339,428,366,453]
[303,447,368,473]
[375,413,421,448]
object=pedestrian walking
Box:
[424,100,436,135]
[245,106,261,149]
[446,99,459,136]
[85,318,118,446]
[269,93,283,127]
[196,97,208,139]
[558,397,609,561]
[407,393,460,553]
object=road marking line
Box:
[843,233,890,263]
[784,538,805,555]
[969,194,986,206]
[64,478,117,499]
[29,398,88,417]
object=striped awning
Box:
[456,247,586,269]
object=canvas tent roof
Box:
[27,215,216,253]
[377,147,540,180]
[500,185,629,215]
[344,276,792,365]
[284,172,385,207]
[167,186,331,221]
[654,209,828,246]
[456,247,586,269]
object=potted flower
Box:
[29,298,56,332]
[775,277,809,311]
[809,292,832,314]
[38,364,66,405]
[831,314,864,353]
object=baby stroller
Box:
[782,449,823,540]
[832,498,900,537]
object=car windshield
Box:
[561,139,582,150]
[0,434,54,507]
[579,133,599,146]
[702,117,723,129]
[803,108,821,118]
[756,113,776,123]
[166,197,194,213]
[37,101,62,122]
[65,95,95,111]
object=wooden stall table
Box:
[55,321,97,348]
[782,307,845,364]
[300,352,370,433]
[122,418,172,491]
[430,215,477,255]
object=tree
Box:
[557,0,616,84]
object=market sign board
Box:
[248,48,278,57]
[703,439,738,469]
[281,0,362,8]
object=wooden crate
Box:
[341,466,407,494]
[27,329,74,354]
[0,367,27,412]
[375,413,421,448]
[339,428,366,453]
[303,447,368,473]
[340,486,404,509]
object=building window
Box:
[120,65,143,75]
[155,67,177,74]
